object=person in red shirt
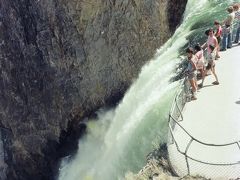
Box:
[214,21,222,59]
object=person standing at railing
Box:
[199,28,219,88]
[185,47,197,100]
[199,45,219,88]
[194,44,205,79]
[214,21,222,59]
[221,6,235,51]
[233,4,240,44]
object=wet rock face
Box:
[0,0,187,179]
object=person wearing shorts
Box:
[199,45,219,88]
[186,47,197,100]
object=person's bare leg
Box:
[194,77,198,89]
[211,67,219,84]
[200,68,204,79]
[199,69,207,88]
[216,45,220,59]
[189,79,197,99]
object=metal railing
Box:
[167,79,240,176]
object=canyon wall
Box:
[0,0,187,179]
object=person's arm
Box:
[190,59,197,71]
[222,15,230,25]
[201,42,207,50]
[215,29,220,37]
[222,19,226,25]
[221,18,225,25]
[214,38,218,51]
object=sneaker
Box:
[212,81,219,85]
[220,49,226,51]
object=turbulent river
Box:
[57,0,239,179]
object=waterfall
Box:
[58,0,237,179]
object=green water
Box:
[58,1,240,179]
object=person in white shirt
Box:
[194,44,205,79]
[199,29,219,88]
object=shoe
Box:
[198,83,203,88]
[191,96,197,100]
[227,46,232,49]
[220,49,226,51]
[212,81,219,85]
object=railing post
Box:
[185,139,193,175]
[237,142,240,150]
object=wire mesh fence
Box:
[167,79,240,179]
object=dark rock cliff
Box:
[0,0,187,179]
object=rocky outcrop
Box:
[0,0,187,179]
[125,144,208,180]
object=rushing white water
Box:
[58,0,237,179]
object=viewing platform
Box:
[167,45,240,179]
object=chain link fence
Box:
[167,79,240,179]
